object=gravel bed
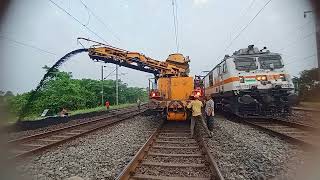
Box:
[14,115,162,180]
[285,110,320,128]
[136,166,211,177]
[196,115,312,180]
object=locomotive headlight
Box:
[196,91,201,96]
[256,76,262,81]
[239,76,245,83]
[256,75,267,81]
[279,74,286,81]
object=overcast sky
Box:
[0,0,317,94]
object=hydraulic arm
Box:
[78,38,190,77]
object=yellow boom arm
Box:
[79,38,190,77]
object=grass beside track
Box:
[69,103,135,116]
[5,103,136,123]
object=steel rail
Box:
[195,129,225,180]
[8,107,148,159]
[8,107,139,144]
[292,107,320,112]
[242,118,320,149]
[116,122,224,180]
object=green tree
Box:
[8,69,148,119]
[297,68,320,101]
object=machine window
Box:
[234,57,257,71]
[258,55,284,69]
[209,73,213,87]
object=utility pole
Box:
[116,65,119,105]
[101,65,104,106]
[304,10,320,79]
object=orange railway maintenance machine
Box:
[78,38,202,121]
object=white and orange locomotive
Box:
[203,45,297,118]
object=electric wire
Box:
[229,0,256,39]
[104,68,117,80]
[172,0,178,52]
[285,53,317,66]
[171,0,179,53]
[83,2,91,26]
[0,35,57,56]
[120,74,146,87]
[224,0,273,52]
[48,0,109,45]
[255,8,314,47]
[215,0,272,64]
[79,0,121,43]
[175,0,179,50]
[276,31,316,52]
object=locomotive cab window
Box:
[217,66,221,75]
[222,63,227,73]
[234,57,257,71]
[258,55,284,69]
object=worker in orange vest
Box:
[105,100,110,109]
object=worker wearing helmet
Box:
[187,94,212,138]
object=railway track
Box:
[7,106,147,159]
[292,107,320,112]
[242,118,320,149]
[117,122,224,180]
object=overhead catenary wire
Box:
[78,0,121,43]
[287,58,317,71]
[175,0,179,50]
[275,31,316,52]
[0,35,57,56]
[254,8,314,47]
[120,74,147,87]
[83,1,91,26]
[48,0,109,45]
[285,53,317,66]
[103,68,117,80]
[212,0,273,68]
[229,0,256,39]
[171,0,179,53]
[224,0,272,52]
[276,19,314,46]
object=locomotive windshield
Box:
[258,55,284,69]
[234,57,257,71]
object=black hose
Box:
[18,48,89,120]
